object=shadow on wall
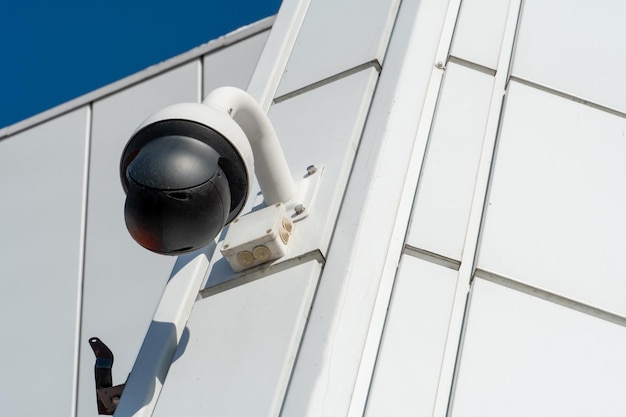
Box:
[109,322,190,415]
[109,247,207,415]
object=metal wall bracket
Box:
[89,337,126,415]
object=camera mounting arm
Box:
[203,87,296,205]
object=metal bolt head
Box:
[294,204,305,215]
[435,61,444,69]
[306,165,318,175]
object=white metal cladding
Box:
[406,62,494,261]
[202,29,270,96]
[477,80,626,317]
[274,0,401,97]
[364,255,457,417]
[0,107,89,417]
[2,0,626,416]
[202,68,378,293]
[451,278,626,416]
[153,260,321,417]
[450,0,510,70]
[512,0,626,114]
[278,0,452,413]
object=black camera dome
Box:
[120,119,250,255]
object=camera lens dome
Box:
[123,135,231,254]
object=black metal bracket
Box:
[89,337,126,415]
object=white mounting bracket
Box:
[222,164,323,272]
[276,164,323,222]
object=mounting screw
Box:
[435,61,444,69]
[306,165,318,175]
[294,204,305,215]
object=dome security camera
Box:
[120,87,296,255]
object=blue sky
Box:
[0,0,282,129]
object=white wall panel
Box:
[275,0,400,96]
[365,256,457,417]
[513,0,626,113]
[407,63,493,260]
[77,62,199,416]
[478,81,626,316]
[451,279,626,416]
[203,68,378,290]
[450,0,510,69]
[153,260,321,417]
[279,0,453,413]
[0,108,88,417]
[203,30,270,96]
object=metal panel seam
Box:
[474,269,626,328]
[510,75,626,119]
[447,55,496,76]
[346,0,466,414]
[432,2,523,416]
[71,103,93,417]
[197,58,203,104]
[403,245,461,271]
[273,60,381,104]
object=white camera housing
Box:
[136,102,255,182]
[120,87,297,256]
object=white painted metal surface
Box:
[113,248,213,417]
[512,0,626,114]
[275,0,401,96]
[450,0,510,69]
[153,260,321,417]
[281,0,453,415]
[451,278,626,416]
[202,68,378,291]
[407,62,494,261]
[432,2,522,416]
[365,256,457,417]
[202,30,270,96]
[77,62,199,417]
[0,107,89,417]
[478,80,626,317]
[247,0,312,110]
[347,1,453,412]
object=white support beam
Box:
[431,2,523,416]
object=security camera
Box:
[120,87,296,255]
